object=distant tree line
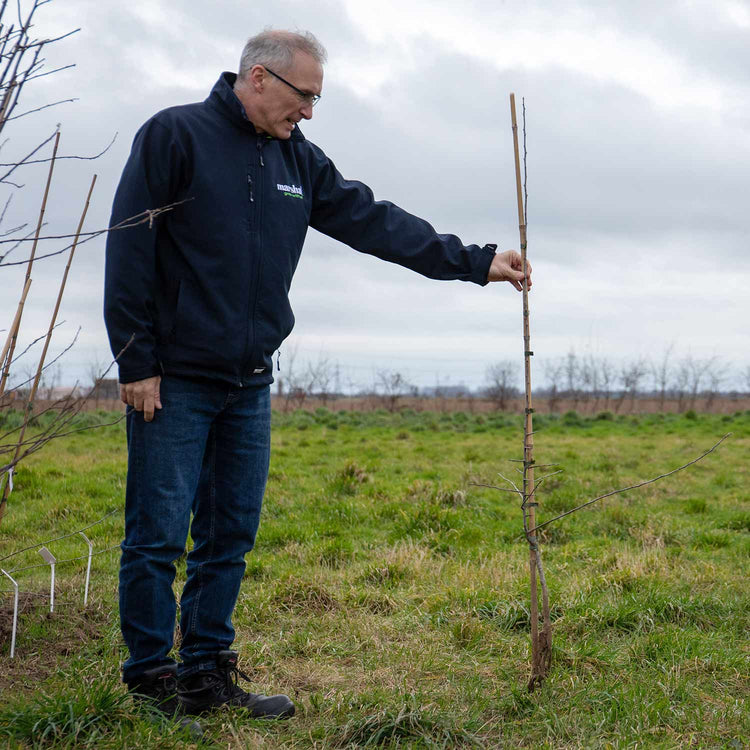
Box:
[16,347,745,415]
[270,346,749,414]
[532,349,745,414]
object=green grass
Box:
[0,409,748,748]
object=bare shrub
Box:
[484,360,519,411]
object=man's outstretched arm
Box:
[307,145,532,291]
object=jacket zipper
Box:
[244,138,266,382]
[240,162,258,387]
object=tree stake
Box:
[510,93,552,690]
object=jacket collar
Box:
[206,72,306,141]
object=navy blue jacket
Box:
[104,72,496,386]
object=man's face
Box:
[252,52,323,139]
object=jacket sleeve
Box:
[307,145,496,285]
[103,116,186,384]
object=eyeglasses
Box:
[264,66,321,107]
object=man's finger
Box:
[143,392,155,422]
[133,389,144,413]
[153,378,162,411]
[120,385,128,405]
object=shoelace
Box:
[221,662,253,698]
[156,672,177,698]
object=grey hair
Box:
[238,29,327,79]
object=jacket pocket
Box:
[155,280,180,343]
[171,278,241,367]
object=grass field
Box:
[0,409,748,749]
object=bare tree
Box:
[579,354,600,413]
[669,354,715,413]
[278,344,315,412]
[484,360,519,411]
[463,384,477,414]
[650,343,674,413]
[703,360,724,412]
[563,350,581,411]
[0,1,78,152]
[598,357,615,412]
[673,357,691,412]
[375,370,411,412]
[432,375,449,413]
[616,358,647,413]
[542,358,564,413]
[680,354,717,411]
[306,354,335,407]
[0,1,182,526]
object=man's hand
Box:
[487,249,532,291]
[120,375,162,422]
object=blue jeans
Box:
[119,376,270,683]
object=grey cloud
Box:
[577,0,750,88]
[309,39,748,271]
[436,0,750,90]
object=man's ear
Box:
[247,64,266,94]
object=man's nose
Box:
[300,102,313,120]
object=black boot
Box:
[128,664,182,716]
[177,650,295,719]
[128,664,203,738]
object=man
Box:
[104,29,532,721]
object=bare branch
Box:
[21,62,75,82]
[0,199,192,266]
[0,222,27,237]
[0,191,12,223]
[3,96,76,121]
[0,395,73,443]
[534,469,563,482]
[20,27,79,49]
[0,411,126,472]
[496,471,523,498]
[0,508,120,563]
[0,394,119,475]
[0,222,44,262]
[529,434,731,533]
[0,126,55,183]
[469,482,521,495]
[1,338,132,487]
[6,319,64,366]
[0,131,116,166]
[4,325,78,392]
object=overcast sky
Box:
[1,0,748,392]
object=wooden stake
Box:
[0,173,96,525]
[0,276,31,399]
[0,130,61,397]
[509,93,551,690]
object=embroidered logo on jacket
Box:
[277,183,303,199]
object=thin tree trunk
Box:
[510,93,551,690]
